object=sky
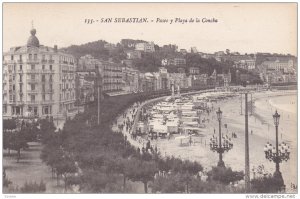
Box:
[3,3,297,55]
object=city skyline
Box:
[3,3,297,56]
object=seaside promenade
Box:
[113,89,297,193]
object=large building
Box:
[99,60,123,92]
[3,28,76,119]
[161,57,186,66]
[135,42,155,53]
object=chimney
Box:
[54,45,58,52]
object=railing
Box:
[3,60,16,64]
[45,89,54,93]
[40,69,55,73]
[48,60,55,64]
[27,78,39,83]
[41,59,47,64]
[17,60,23,63]
[27,69,40,74]
[27,101,39,105]
[27,90,39,94]
[26,59,40,64]
[40,100,55,104]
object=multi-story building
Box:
[189,67,200,75]
[126,50,142,59]
[122,67,139,93]
[179,49,187,55]
[135,42,155,53]
[161,58,186,66]
[235,59,256,70]
[99,60,123,92]
[3,28,76,119]
[191,74,208,88]
[261,59,294,72]
[75,74,95,105]
[77,54,99,71]
[169,73,189,89]
[160,44,178,53]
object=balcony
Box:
[17,70,24,73]
[27,90,39,94]
[40,100,55,105]
[3,60,16,64]
[41,59,47,64]
[48,60,55,64]
[17,60,23,64]
[26,59,40,64]
[45,89,54,93]
[27,69,40,74]
[27,78,39,83]
[27,101,39,105]
[15,101,25,105]
[40,69,54,74]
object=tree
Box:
[20,180,46,193]
[9,131,28,162]
[151,174,185,193]
[127,159,158,193]
[207,166,244,185]
[251,175,284,193]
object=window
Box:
[19,74,22,82]
[31,65,35,70]
[49,84,53,91]
[11,55,14,60]
[49,55,52,60]
[42,65,45,70]
[3,105,7,113]
[20,65,22,70]
[42,84,45,92]
[29,54,32,60]
[42,94,45,101]
[34,54,37,60]
[50,94,53,101]
[42,55,45,60]
[50,65,52,70]
[12,85,15,91]
[13,65,16,71]
[34,107,38,116]
[31,95,35,102]
[31,84,35,91]
[19,55,22,61]
[19,83,22,92]
[31,74,35,80]
[49,75,52,82]
[42,75,45,82]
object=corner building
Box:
[3,28,76,119]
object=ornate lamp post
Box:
[264,110,290,191]
[209,108,233,167]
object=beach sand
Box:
[153,90,297,193]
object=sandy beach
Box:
[152,90,297,193]
[112,89,297,193]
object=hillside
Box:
[61,39,262,84]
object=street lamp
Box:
[209,107,233,167]
[264,110,289,192]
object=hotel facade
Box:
[3,28,76,119]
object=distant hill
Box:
[61,40,126,63]
[60,39,262,84]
